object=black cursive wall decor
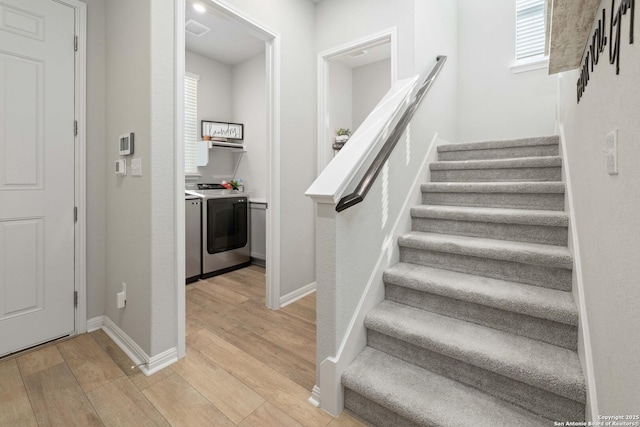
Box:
[577,0,635,103]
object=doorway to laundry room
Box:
[177,0,282,359]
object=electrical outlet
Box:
[117,291,125,308]
[117,282,127,309]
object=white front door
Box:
[0,0,76,356]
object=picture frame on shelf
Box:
[201,120,244,141]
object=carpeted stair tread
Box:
[384,263,577,325]
[438,136,559,153]
[342,347,551,427]
[421,181,565,194]
[398,231,573,269]
[365,301,586,403]
[411,205,568,227]
[430,156,562,171]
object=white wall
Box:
[232,53,267,200]
[558,0,640,414]
[225,0,317,297]
[185,51,235,182]
[316,0,414,79]
[413,0,458,142]
[457,0,557,141]
[328,60,352,156]
[352,58,391,130]
[81,0,107,320]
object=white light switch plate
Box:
[606,129,618,175]
[131,158,142,176]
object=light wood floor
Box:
[0,265,368,427]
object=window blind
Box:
[184,72,199,175]
[516,0,546,60]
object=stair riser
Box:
[385,284,577,350]
[399,247,572,291]
[411,217,568,246]
[422,192,565,211]
[430,167,561,182]
[438,145,559,161]
[344,389,420,427]
[367,331,584,421]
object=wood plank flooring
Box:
[0,265,369,427]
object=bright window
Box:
[184,72,199,175]
[516,0,546,60]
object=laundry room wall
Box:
[185,51,235,182]
[232,53,267,201]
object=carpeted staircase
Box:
[342,136,585,426]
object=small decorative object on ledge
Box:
[221,180,240,190]
[333,128,351,151]
[201,120,244,141]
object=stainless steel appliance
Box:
[185,195,201,283]
[186,183,251,278]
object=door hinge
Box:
[74,206,78,222]
[74,35,78,52]
[74,291,78,307]
[74,120,78,136]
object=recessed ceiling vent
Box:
[185,19,210,37]
[349,50,368,59]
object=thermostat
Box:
[115,159,126,175]
[119,132,135,155]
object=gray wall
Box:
[104,0,176,356]
[104,0,152,352]
[558,0,640,414]
[457,0,557,141]
[233,53,267,201]
[82,0,106,320]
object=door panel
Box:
[0,218,44,318]
[0,52,43,188]
[0,0,76,356]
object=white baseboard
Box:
[86,315,105,332]
[280,282,316,308]
[558,124,599,421]
[147,347,179,375]
[100,316,178,376]
[308,385,321,407]
[318,132,442,416]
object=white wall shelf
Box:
[205,140,246,151]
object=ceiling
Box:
[185,2,265,66]
[333,43,392,69]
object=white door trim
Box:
[316,28,398,175]
[175,0,281,353]
[53,0,87,336]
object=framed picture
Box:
[201,120,244,141]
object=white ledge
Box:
[511,56,549,74]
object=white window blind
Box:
[516,0,546,60]
[184,72,199,175]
